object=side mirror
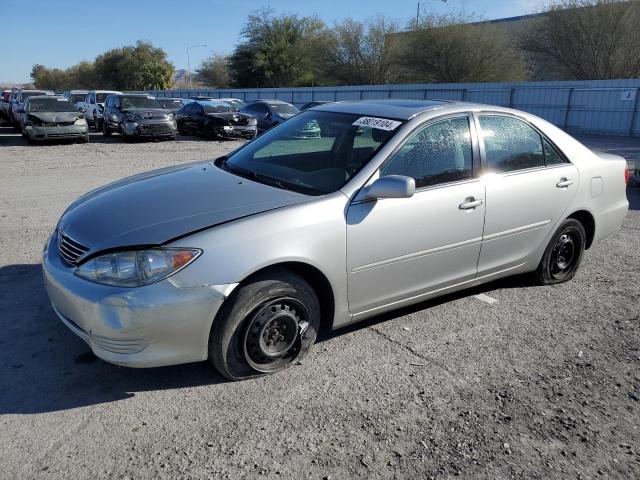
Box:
[365,175,415,200]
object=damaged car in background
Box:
[102,93,176,141]
[19,96,88,144]
[176,100,257,139]
[42,99,629,381]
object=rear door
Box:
[475,113,579,275]
[346,114,486,317]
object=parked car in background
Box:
[300,100,333,110]
[240,100,300,134]
[158,97,191,112]
[19,95,89,144]
[176,100,257,140]
[77,90,122,131]
[9,89,54,129]
[102,93,176,141]
[42,99,629,379]
[1,90,11,121]
[64,90,89,106]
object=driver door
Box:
[346,115,486,317]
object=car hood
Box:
[121,108,169,115]
[28,111,80,123]
[58,161,309,255]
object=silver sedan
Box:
[42,100,629,380]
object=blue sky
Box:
[3,0,541,83]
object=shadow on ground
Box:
[0,261,540,415]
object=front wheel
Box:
[535,218,586,285]
[102,121,111,137]
[209,269,320,381]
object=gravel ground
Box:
[0,128,638,480]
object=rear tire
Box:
[209,269,320,381]
[535,218,586,285]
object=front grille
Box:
[140,124,171,134]
[44,121,74,127]
[58,230,89,265]
[230,116,249,126]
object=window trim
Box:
[472,111,572,176]
[376,112,481,193]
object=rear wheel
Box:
[535,218,586,285]
[209,269,320,381]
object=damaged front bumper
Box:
[25,124,89,142]
[122,119,177,138]
[42,232,234,368]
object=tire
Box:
[93,116,102,132]
[209,269,320,381]
[102,121,111,137]
[535,218,586,285]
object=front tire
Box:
[102,121,111,137]
[535,218,586,285]
[209,269,320,381]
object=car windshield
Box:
[96,92,115,103]
[120,96,162,109]
[28,98,77,113]
[69,94,86,102]
[203,102,234,113]
[161,99,183,109]
[222,111,402,195]
[270,103,299,115]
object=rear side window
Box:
[542,138,568,165]
[381,116,473,188]
[478,115,544,172]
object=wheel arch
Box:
[567,209,596,249]
[223,261,336,334]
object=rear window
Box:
[69,94,86,103]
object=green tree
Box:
[397,14,529,83]
[230,9,330,87]
[521,0,640,80]
[195,54,231,88]
[94,40,174,90]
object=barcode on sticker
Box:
[352,117,402,131]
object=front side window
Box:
[478,115,544,172]
[380,116,473,188]
[223,111,401,195]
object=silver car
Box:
[42,100,629,380]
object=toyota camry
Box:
[43,99,629,380]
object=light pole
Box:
[187,43,207,90]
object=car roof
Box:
[312,99,458,120]
[27,95,66,100]
[69,90,88,93]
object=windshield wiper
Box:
[221,160,323,196]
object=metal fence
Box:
[150,79,640,137]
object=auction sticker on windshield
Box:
[352,117,402,131]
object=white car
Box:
[77,90,122,130]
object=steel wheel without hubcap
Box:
[208,269,320,381]
[536,218,586,285]
[242,298,309,373]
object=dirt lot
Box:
[0,128,639,480]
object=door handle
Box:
[459,197,483,210]
[556,177,574,188]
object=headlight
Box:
[75,248,201,287]
[248,118,257,126]
[164,113,174,120]
[126,113,140,122]
[74,118,87,125]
